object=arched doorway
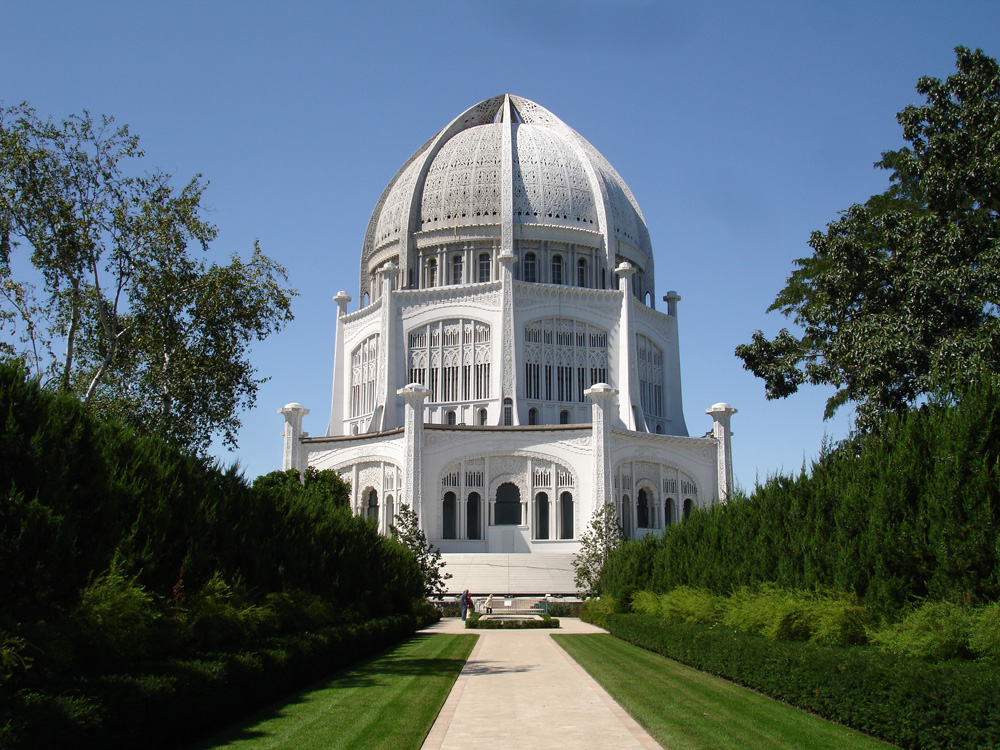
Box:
[560,491,574,539]
[443,492,457,539]
[534,492,550,540]
[637,488,650,529]
[467,492,482,539]
[366,489,379,524]
[494,482,521,525]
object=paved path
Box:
[419,618,661,750]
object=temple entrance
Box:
[494,482,521,525]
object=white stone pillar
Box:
[375,262,399,431]
[615,263,641,430]
[399,383,431,529]
[499,253,519,424]
[327,291,352,436]
[278,403,309,473]
[586,383,617,513]
[706,402,738,502]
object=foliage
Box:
[869,600,974,660]
[73,559,163,667]
[578,597,616,629]
[722,585,869,646]
[736,47,1000,431]
[573,501,624,596]
[0,102,295,453]
[545,600,584,617]
[607,614,1000,750]
[597,377,1000,619]
[391,503,451,598]
[464,614,560,629]
[658,586,727,627]
[971,602,1000,660]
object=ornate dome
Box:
[360,96,653,295]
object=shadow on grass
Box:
[189,633,476,749]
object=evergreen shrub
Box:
[658,586,725,626]
[579,597,615,628]
[870,600,974,660]
[465,615,560,629]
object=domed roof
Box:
[361,95,652,282]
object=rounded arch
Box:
[495,482,522,525]
[442,491,457,539]
[478,408,488,425]
[621,493,633,538]
[683,497,694,520]
[637,487,651,529]
[528,407,538,425]
[559,491,574,539]
[366,488,379,523]
[534,491,550,540]
[666,497,676,526]
[467,491,482,539]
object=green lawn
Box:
[553,634,896,750]
[190,633,477,750]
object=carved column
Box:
[375,262,399,431]
[586,383,617,513]
[327,291,351,436]
[706,402,738,502]
[499,253,518,424]
[399,383,431,529]
[615,262,641,430]
[278,403,309,473]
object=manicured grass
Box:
[190,633,476,750]
[553,634,896,750]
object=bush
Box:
[970,602,1000,660]
[721,585,867,646]
[579,597,615,629]
[630,591,663,616]
[73,561,162,667]
[660,586,725,626]
[547,601,584,617]
[607,614,1000,750]
[465,615,560,629]
[870,600,974,660]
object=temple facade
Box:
[280,94,735,557]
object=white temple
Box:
[280,94,735,593]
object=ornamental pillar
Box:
[615,262,641,430]
[327,291,351,436]
[586,383,617,514]
[398,383,431,529]
[706,402,738,502]
[278,403,309,473]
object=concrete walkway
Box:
[419,618,661,750]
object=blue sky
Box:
[4,1,999,488]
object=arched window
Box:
[426,258,437,287]
[528,407,538,425]
[503,397,513,426]
[534,492,550,540]
[621,494,633,537]
[479,253,490,283]
[523,252,537,282]
[666,497,676,526]
[366,489,379,524]
[467,492,482,539]
[577,258,587,287]
[443,492,457,539]
[601,268,606,289]
[551,254,563,284]
[494,482,521,525]
[452,254,463,285]
[559,410,570,425]
[637,488,650,529]
[385,494,394,529]
[560,492,574,539]
[683,498,693,520]
[479,408,488,425]
[408,268,414,288]
[447,410,457,425]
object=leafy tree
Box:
[573,500,624,597]
[391,503,451,598]
[0,102,296,452]
[736,47,1000,430]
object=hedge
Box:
[0,612,435,750]
[607,614,1000,750]
[465,614,560,629]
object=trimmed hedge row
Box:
[607,614,1000,750]
[465,614,560,629]
[1,612,434,750]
